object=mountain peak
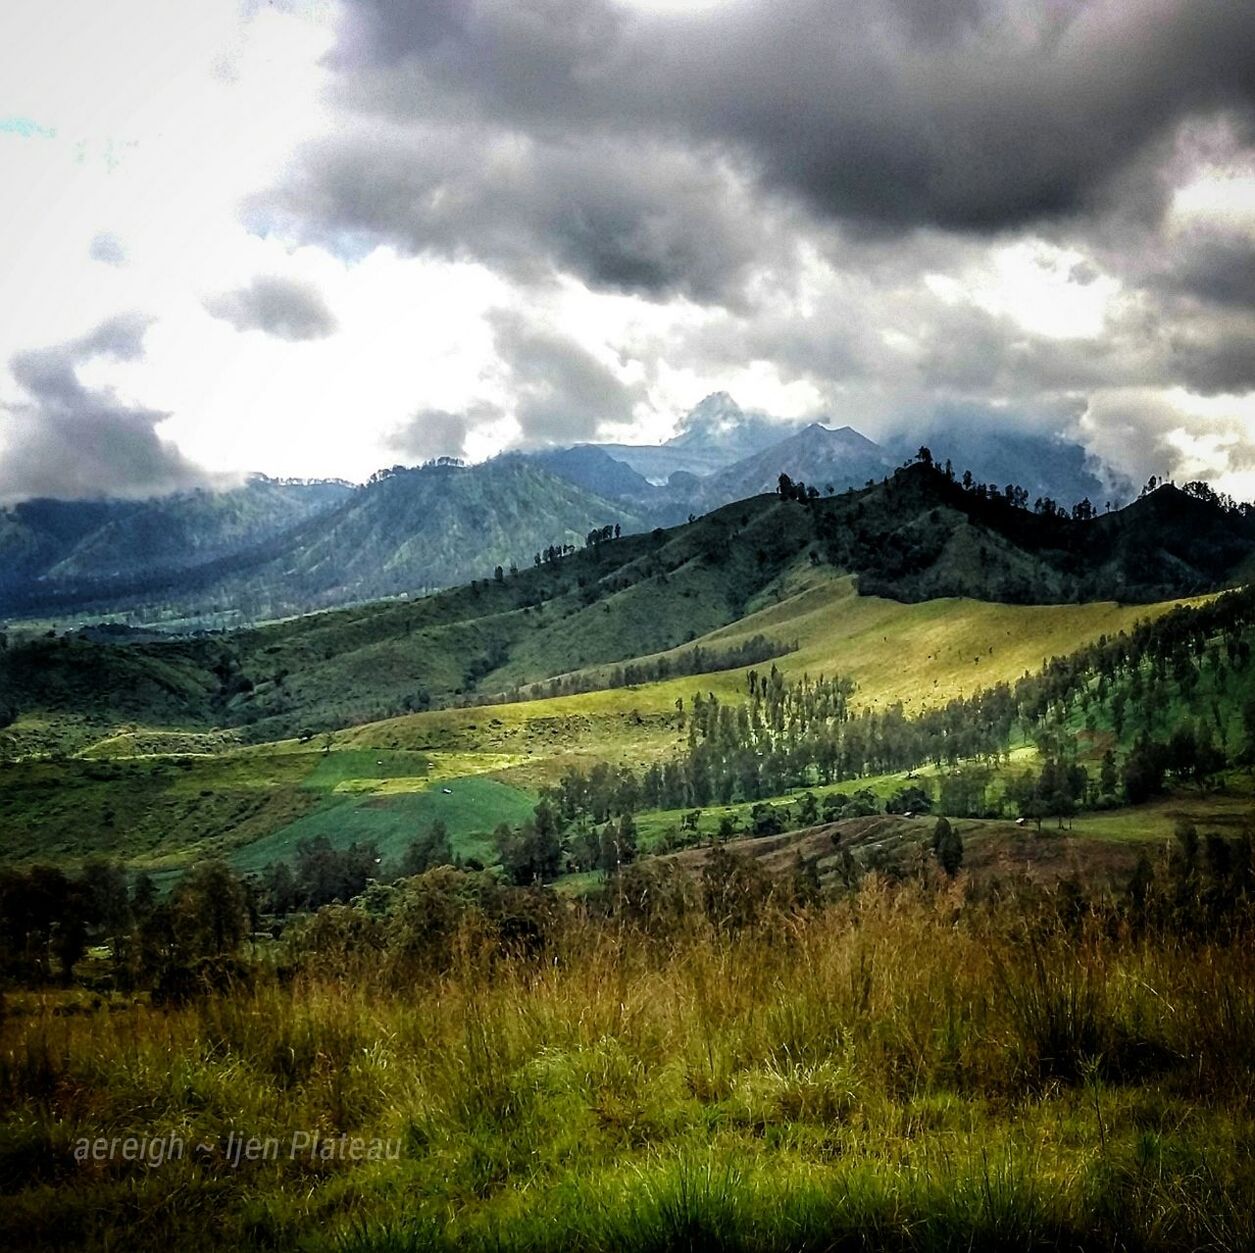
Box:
[669,392,746,442]
[666,393,805,462]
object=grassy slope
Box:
[0,573,1195,870]
[230,775,536,873]
[5,467,1245,749]
[340,572,1178,761]
[0,745,535,873]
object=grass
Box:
[230,774,536,872]
[0,574,1227,881]
[300,748,434,790]
[0,752,320,868]
[336,578,1176,773]
[3,884,1254,1250]
[1075,779,1255,843]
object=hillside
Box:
[211,456,649,610]
[2,463,1249,752]
[0,476,351,615]
[0,399,1138,630]
[699,422,893,503]
[0,459,646,626]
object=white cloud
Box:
[0,0,1252,499]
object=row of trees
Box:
[493,635,798,707]
[528,588,1255,840]
[0,858,251,990]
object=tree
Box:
[131,872,158,920]
[931,816,963,877]
[500,804,563,885]
[797,791,820,826]
[1123,739,1168,805]
[400,820,453,878]
[262,861,299,915]
[171,860,250,959]
[750,803,785,837]
[1099,749,1119,798]
[598,812,638,871]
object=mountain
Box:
[5,463,1250,743]
[883,422,1129,509]
[529,445,663,506]
[225,456,648,610]
[0,476,352,611]
[596,392,803,482]
[699,422,895,504]
[663,391,803,462]
[0,457,648,625]
[553,395,1128,519]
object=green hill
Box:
[2,464,1249,750]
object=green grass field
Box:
[231,775,536,872]
[0,580,1227,877]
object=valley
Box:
[2,460,1254,1253]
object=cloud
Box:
[387,405,480,461]
[204,274,338,340]
[88,232,127,265]
[1159,223,1255,310]
[4,0,1252,496]
[249,0,1254,492]
[268,124,785,304]
[0,315,210,503]
[1073,389,1255,494]
[321,0,1255,244]
[488,310,644,445]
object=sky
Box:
[0,0,1253,503]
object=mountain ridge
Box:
[0,394,1188,628]
[3,463,1250,748]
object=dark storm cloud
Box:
[270,124,780,303]
[488,310,643,444]
[1166,316,1255,395]
[258,0,1255,487]
[204,274,338,341]
[326,0,1255,238]
[0,316,209,503]
[1157,225,1255,310]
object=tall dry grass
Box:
[2,875,1254,1250]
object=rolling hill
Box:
[3,462,1249,751]
[0,394,1136,630]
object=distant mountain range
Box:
[0,460,643,625]
[0,476,352,608]
[549,393,1126,516]
[0,394,1139,626]
[596,392,799,481]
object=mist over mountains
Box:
[0,395,1138,626]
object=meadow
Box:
[0,580,1173,875]
[2,875,1253,1251]
[2,502,1253,1251]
